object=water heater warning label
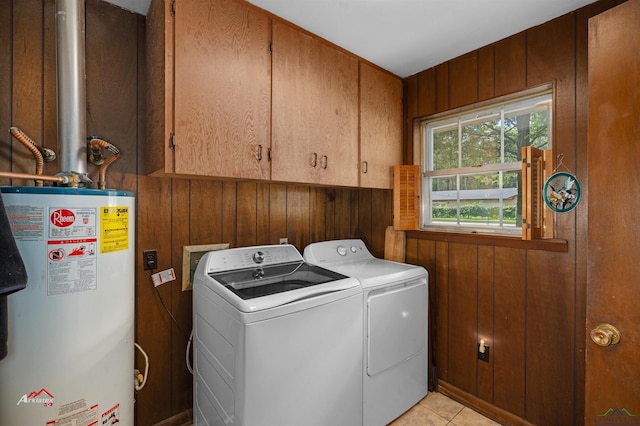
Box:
[100,207,129,254]
[46,402,98,426]
[47,238,97,296]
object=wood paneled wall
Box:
[1,1,392,424]
[403,1,621,425]
[135,181,391,424]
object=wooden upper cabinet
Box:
[145,0,271,179]
[145,0,400,187]
[144,0,173,176]
[359,63,403,189]
[271,21,359,187]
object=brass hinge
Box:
[169,132,176,150]
[170,0,176,16]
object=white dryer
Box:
[304,239,428,426]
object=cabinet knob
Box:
[590,323,621,347]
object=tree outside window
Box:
[422,90,552,234]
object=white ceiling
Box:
[105,0,598,78]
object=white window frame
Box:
[420,87,553,235]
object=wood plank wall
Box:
[0,1,392,424]
[403,1,622,425]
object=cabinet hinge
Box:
[269,42,272,54]
[170,0,176,16]
[169,132,176,150]
[267,147,272,162]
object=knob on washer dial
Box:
[252,251,265,264]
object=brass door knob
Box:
[590,323,621,346]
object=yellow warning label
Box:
[100,206,129,254]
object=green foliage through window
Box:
[422,90,552,234]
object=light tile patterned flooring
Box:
[389,392,501,426]
[181,392,499,426]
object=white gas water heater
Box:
[0,1,136,424]
[0,187,135,426]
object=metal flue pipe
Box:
[55,0,87,176]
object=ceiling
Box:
[105,0,598,78]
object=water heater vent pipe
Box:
[55,0,87,176]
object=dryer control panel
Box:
[304,239,373,264]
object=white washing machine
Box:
[192,244,363,426]
[304,239,428,426]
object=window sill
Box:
[406,230,568,252]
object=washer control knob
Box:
[252,251,265,264]
[337,246,347,256]
[350,245,357,253]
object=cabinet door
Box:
[359,63,403,189]
[174,0,271,179]
[145,0,173,176]
[271,21,358,186]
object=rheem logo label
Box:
[50,209,75,228]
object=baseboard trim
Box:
[438,381,535,426]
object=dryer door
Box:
[367,279,427,376]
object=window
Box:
[420,89,552,235]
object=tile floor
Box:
[181,392,500,426]
[390,392,500,426]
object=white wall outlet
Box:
[279,238,288,245]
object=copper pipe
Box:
[0,171,78,186]
[87,137,120,189]
[9,126,56,162]
[9,127,45,185]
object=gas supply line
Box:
[87,136,121,190]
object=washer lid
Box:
[210,261,349,300]
[200,261,360,313]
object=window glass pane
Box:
[431,176,457,223]
[456,173,516,227]
[461,117,501,167]
[504,171,520,227]
[421,89,551,234]
[432,125,458,170]
[504,107,549,162]
[459,174,496,226]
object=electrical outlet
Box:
[279,238,288,245]
[143,249,158,270]
[478,342,490,362]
